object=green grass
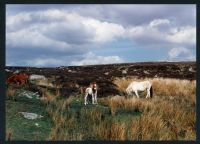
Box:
[6,90,53,141]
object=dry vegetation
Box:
[111,77,196,140]
[6,86,16,101]
[34,77,196,140]
[6,76,196,140]
[113,77,196,105]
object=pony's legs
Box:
[84,93,88,105]
[21,80,25,85]
[17,81,20,85]
[134,90,140,98]
[146,89,150,98]
[148,88,151,98]
[92,94,94,104]
[94,92,98,104]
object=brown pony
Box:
[6,73,29,85]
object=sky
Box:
[6,4,196,67]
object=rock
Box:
[29,74,47,81]
[104,72,109,75]
[68,70,77,73]
[189,67,195,73]
[143,70,150,74]
[19,90,40,99]
[19,112,43,120]
[5,69,11,72]
[122,70,127,74]
[13,70,20,74]
[24,93,33,99]
[35,123,40,127]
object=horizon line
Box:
[5,60,196,69]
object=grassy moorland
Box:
[6,77,196,141]
[6,87,53,140]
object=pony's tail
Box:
[150,86,153,98]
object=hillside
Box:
[5,61,196,140]
[6,61,196,97]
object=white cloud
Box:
[149,19,170,27]
[70,52,124,66]
[168,47,195,60]
[82,18,125,42]
[7,28,71,52]
[6,10,126,46]
[165,26,196,45]
[6,9,127,66]
[26,58,67,67]
[127,18,196,46]
[6,10,196,50]
[168,47,189,58]
[24,52,124,67]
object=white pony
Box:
[84,82,98,105]
[126,80,153,98]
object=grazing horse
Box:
[6,73,29,85]
[84,82,98,105]
[126,80,153,98]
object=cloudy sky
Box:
[6,4,196,67]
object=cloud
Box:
[6,10,125,45]
[6,5,196,67]
[105,5,196,27]
[8,15,195,53]
[128,19,196,46]
[7,28,71,52]
[165,26,196,45]
[82,18,125,43]
[7,4,195,26]
[25,58,67,67]
[149,19,170,27]
[70,52,124,66]
[14,52,125,67]
[168,47,195,60]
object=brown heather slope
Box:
[5,61,196,97]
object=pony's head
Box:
[89,82,97,88]
[6,75,16,85]
[93,82,97,88]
